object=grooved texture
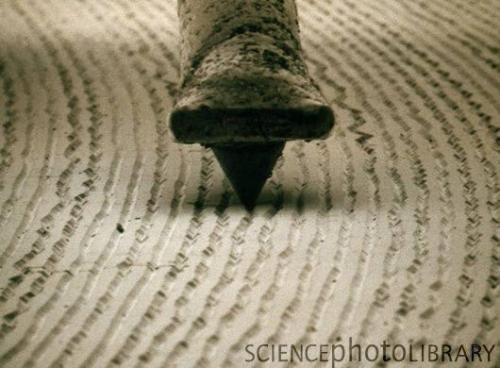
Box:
[0,0,499,367]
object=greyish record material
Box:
[169,0,335,209]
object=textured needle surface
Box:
[171,0,334,207]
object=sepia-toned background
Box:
[0,0,498,367]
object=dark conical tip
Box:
[211,142,285,210]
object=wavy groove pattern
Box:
[0,1,498,367]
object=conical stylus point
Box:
[211,142,285,211]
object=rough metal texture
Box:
[170,0,334,144]
[0,0,499,367]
